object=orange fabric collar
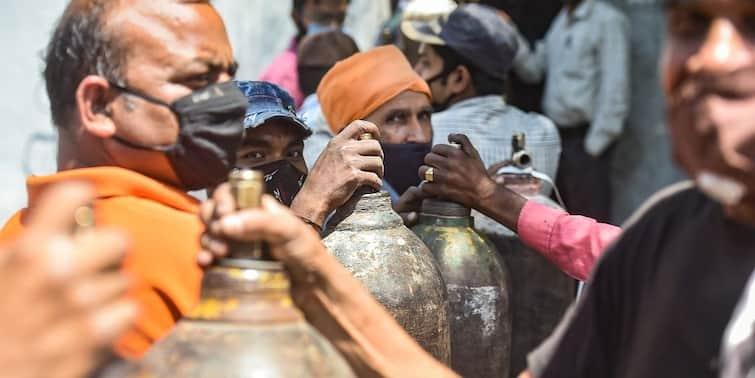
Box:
[26,167,200,213]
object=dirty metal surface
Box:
[324,191,452,364]
[475,195,574,378]
[413,203,511,378]
[484,234,573,378]
[138,263,354,377]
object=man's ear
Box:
[448,65,473,95]
[75,75,117,139]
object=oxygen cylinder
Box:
[138,169,354,377]
[413,198,511,377]
[477,133,575,377]
[323,189,451,364]
[322,133,451,363]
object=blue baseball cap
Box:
[402,3,519,80]
[234,80,312,137]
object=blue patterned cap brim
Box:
[243,111,312,137]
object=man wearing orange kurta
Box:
[1,168,206,357]
[0,0,246,358]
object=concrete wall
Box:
[0,0,387,222]
[0,1,66,222]
[604,0,685,223]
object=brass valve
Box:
[228,169,266,260]
[359,133,374,141]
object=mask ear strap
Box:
[110,134,175,152]
[106,82,178,152]
[109,82,173,108]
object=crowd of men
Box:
[1,0,754,376]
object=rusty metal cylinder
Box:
[413,199,511,377]
[481,135,575,377]
[138,169,354,377]
[479,197,572,378]
[323,191,452,364]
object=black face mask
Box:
[253,160,307,207]
[382,142,433,196]
[110,81,247,191]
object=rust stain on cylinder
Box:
[413,199,511,377]
[323,191,451,364]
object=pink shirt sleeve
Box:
[258,41,304,108]
[516,200,622,281]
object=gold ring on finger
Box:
[425,167,435,183]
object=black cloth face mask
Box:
[110,81,247,191]
[252,160,308,207]
[382,142,433,196]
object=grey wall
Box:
[0,0,388,222]
[0,1,66,222]
[605,0,685,223]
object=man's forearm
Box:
[474,184,528,233]
[288,250,459,378]
[472,184,621,280]
[290,189,330,228]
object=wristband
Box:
[298,216,323,234]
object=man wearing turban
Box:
[317,45,434,200]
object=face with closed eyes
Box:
[235,119,309,174]
[363,90,433,144]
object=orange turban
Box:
[317,45,431,134]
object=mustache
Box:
[674,67,755,101]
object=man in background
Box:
[234,80,383,232]
[515,0,629,222]
[295,30,361,167]
[259,0,349,108]
[404,3,561,184]
[317,45,434,200]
